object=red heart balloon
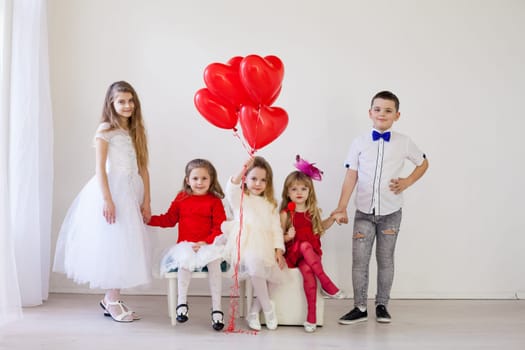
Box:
[239,105,288,150]
[267,85,282,105]
[204,58,255,108]
[194,88,238,129]
[227,56,243,68]
[240,55,284,105]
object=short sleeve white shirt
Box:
[344,129,426,215]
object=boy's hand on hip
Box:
[390,178,410,194]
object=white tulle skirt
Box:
[160,240,224,274]
[53,171,152,290]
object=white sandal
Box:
[100,299,141,320]
[99,299,134,322]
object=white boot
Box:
[246,311,261,331]
[263,301,278,330]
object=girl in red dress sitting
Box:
[279,155,345,333]
[148,159,226,331]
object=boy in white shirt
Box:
[334,91,429,324]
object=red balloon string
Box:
[233,106,265,154]
[225,179,245,333]
[225,157,258,335]
[232,129,254,156]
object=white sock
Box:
[177,268,191,305]
[250,297,261,314]
[251,276,271,313]
[206,259,222,311]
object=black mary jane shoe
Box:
[176,304,189,323]
[211,310,224,331]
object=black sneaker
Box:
[338,307,368,325]
[376,304,391,323]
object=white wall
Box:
[47,0,525,299]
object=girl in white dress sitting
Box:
[222,156,286,331]
[54,81,152,323]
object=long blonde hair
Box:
[243,156,277,209]
[279,171,324,235]
[181,159,224,199]
[100,81,149,171]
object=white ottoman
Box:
[261,267,325,326]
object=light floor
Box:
[1,293,524,350]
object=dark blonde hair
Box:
[244,156,277,208]
[279,171,324,236]
[100,81,148,171]
[182,159,224,199]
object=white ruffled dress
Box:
[53,123,151,289]
[222,179,285,283]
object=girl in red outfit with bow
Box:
[279,156,346,333]
[148,159,226,331]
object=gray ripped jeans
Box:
[352,209,402,308]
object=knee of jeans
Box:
[381,228,397,235]
[353,231,366,240]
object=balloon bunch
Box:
[194,55,288,151]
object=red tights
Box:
[297,241,339,323]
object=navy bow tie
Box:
[372,130,391,142]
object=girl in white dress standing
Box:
[54,81,152,322]
[222,156,286,331]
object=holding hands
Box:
[329,175,412,225]
[332,211,347,225]
[331,208,349,225]
[105,200,152,225]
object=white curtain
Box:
[1,0,22,326]
[0,0,52,323]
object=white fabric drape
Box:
[1,0,22,326]
[0,0,52,320]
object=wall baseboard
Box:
[515,291,525,299]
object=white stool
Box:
[165,262,248,326]
[244,267,325,326]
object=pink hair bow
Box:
[294,154,323,181]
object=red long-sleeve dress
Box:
[149,191,226,273]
